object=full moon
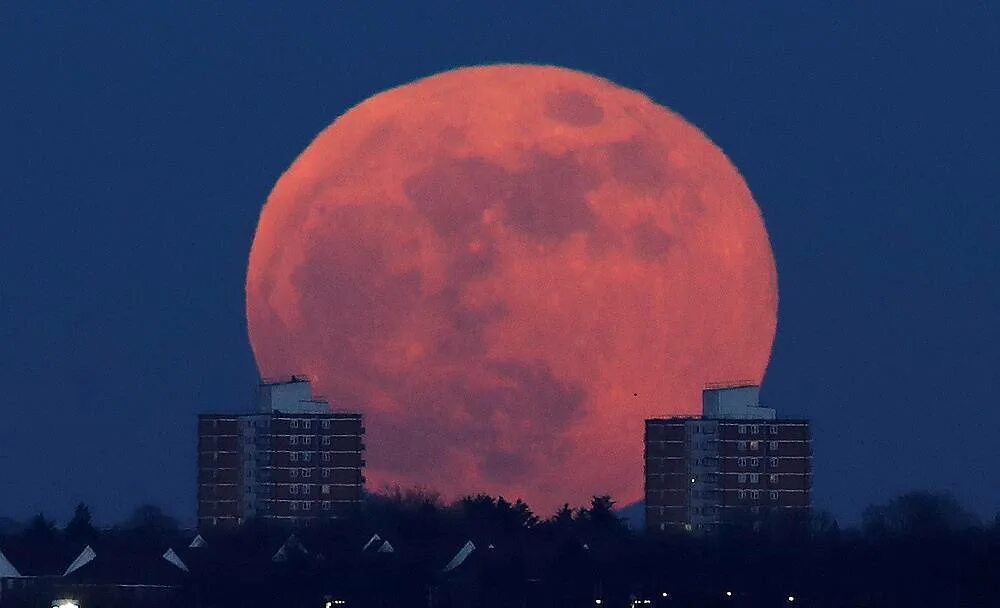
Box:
[247,65,777,513]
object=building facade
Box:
[198,376,365,528]
[645,385,811,532]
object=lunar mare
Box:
[247,64,777,513]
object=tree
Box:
[23,513,56,541]
[65,503,97,543]
[124,504,179,536]
[862,491,977,537]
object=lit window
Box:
[291,420,299,429]
[322,484,330,494]
[303,452,312,462]
[737,441,747,451]
[769,457,778,467]
[750,441,759,451]
[750,473,759,483]
[770,474,779,484]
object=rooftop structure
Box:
[198,377,366,528]
[645,385,812,533]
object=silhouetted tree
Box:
[124,504,179,537]
[65,502,97,544]
[862,491,977,537]
[23,513,56,542]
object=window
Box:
[303,452,312,462]
[322,468,330,478]
[290,452,298,462]
[322,452,331,462]
[737,473,746,483]
[302,469,311,478]
[770,491,778,500]
[738,457,747,467]
[750,473,759,483]
[303,485,311,495]
[322,501,331,510]
[303,501,311,511]
[751,425,759,435]
[322,420,330,429]
[750,441,759,451]
[291,420,299,429]
[769,441,778,450]
[737,441,747,451]
[770,425,779,435]
[290,484,299,495]
[769,457,779,467]
[738,489,747,499]
[322,436,331,446]
[290,469,298,478]
[290,436,298,445]
[303,420,311,430]
[304,436,312,445]
[751,457,759,467]
[290,502,298,511]
[738,424,747,434]
[770,474,779,484]
[322,484,330,495]
[751,490,760,500]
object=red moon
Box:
[246,65,777,514]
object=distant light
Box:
[690,477,696,483]
[787,596,796,603]
[644,601,652,605]
[53,601,80,608]
[726,591,733,598]
[662,592,669,597]
[595,600,602,605]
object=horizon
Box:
[2,3,998,527]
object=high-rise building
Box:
[645,384,811,533]
[198,376,365,528]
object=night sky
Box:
[2,3,997,525]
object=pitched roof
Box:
[64,545,96,576]
[442,540,476,572]
[361,533,382,552]
[162,548,189,573]
[189,534,207,549]
[0,548,21,577]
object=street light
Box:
[787,596,796,603]
[52,601,80,608]
[725,591,733,598]
[595,600,603,605]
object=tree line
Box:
[2,490,999,607]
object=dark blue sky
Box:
[2,3,997,526]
